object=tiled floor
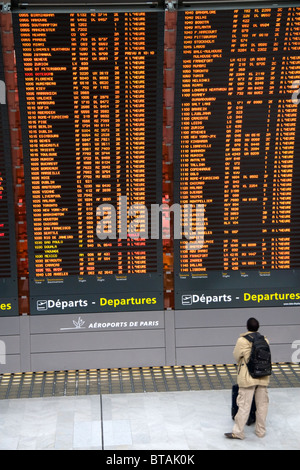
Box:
[0,388,299,450]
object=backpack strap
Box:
[244,332,261,343]
[244,333,255,343]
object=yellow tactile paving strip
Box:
[0,363,299,399]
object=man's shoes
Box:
[224,433,242,440]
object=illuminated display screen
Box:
[0,34,18,317]
[174,6,300,309]
[13,10,164,314]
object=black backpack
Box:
[244,332,272,378]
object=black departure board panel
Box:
[174,6,300,309]
[13,10,164,314]
[0,34,18,317]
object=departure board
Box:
[174,6,300,309]
[13,10,164,315]
[0,33,18,317]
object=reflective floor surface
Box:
[0,388,299,450]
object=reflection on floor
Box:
[0,388,299,450]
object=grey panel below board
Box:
[259,325,300,345]
[176,346,235,367]
[31,329,166,353]
[269,344,297,363]
[0,355,21,374]
[30,348,166,372]
[0,316,20,336]
[176,327,240,348]
[0,335,20,354]
[175,325,300,349]
[175,307,300,329]
[176,343,296,367]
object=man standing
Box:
[225,317,271,440]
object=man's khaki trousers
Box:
[233,385,269,439]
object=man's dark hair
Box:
[247,317,260,332]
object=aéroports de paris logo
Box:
[60,317,86,331]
